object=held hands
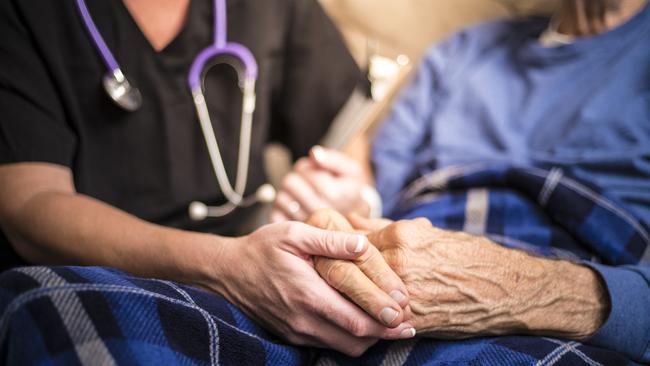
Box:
[271,146,370,222]
[308,210,610,340]
[203,209,608,356]
[202,221,416,356]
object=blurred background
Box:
[320,0,557,66]
[266,0,558,187]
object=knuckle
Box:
[355,244,379,266]
[321,232,341,256]
[318,301,336,320]
[368,266,395,288]
[282,172,300,191]
[324,260,354,289]
[345,316,369,337]
[305,209,334,229]
[295,158,310,171]
[281,221,305,244]
[385,222,408,241]
[289,318,312,337]
[384,250,407,275]
[385,220,426,244]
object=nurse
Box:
[0,0,415,355]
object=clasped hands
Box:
[221,147,608,357]
[306,209,609,346]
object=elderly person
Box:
[275,0,650,363]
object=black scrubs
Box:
[0,0,360,270]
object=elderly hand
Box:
[203,220,415,357]
[271,146,370,222]
[306,211,415,336]
[312,211,611,340]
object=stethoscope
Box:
[75,0,277,220]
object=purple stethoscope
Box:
[76,0,277,220]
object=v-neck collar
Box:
[116,0,242,57]
[117,0,196,55]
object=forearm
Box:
[417,252,648,362]
[511,258,610,339]
[414,253,610,339]
[370,223,611,339]
[407,261,609,340]
[3,191,224,285]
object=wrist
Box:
[192,235,239,296]
[169,231,234,295]
[519,258,610,338]
[554,261,610,338]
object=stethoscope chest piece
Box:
[103,69,143,112]
[78,0,270,219]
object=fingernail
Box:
[312,145,325,162]
[389,290,406,303]
[379,307,399,325]
[400,327,416,339]
[345,235,366,254]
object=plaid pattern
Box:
[0,266,312,365]
[1,165,647,365]
[393,165,650,266]
[0,266,641,366]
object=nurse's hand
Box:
[202,221,416,356]
[270,146,370,222]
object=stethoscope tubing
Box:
[75,0,120,76]
[75,0,273,219]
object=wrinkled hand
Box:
[271,147,369,222]
[205,221,415,356]
[306,211,415,336]
[312,212,610,340]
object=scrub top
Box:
[0,0,360,269]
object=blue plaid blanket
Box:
[1,165,648,365]
[392,165,650,266]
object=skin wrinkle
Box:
[308,210,609,340]
[308,211,412,330]
[411,241,539,304]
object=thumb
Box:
[310,146,360,177]
[347,213,393,233]
[295,224,368,259]
[306,209,355,232]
